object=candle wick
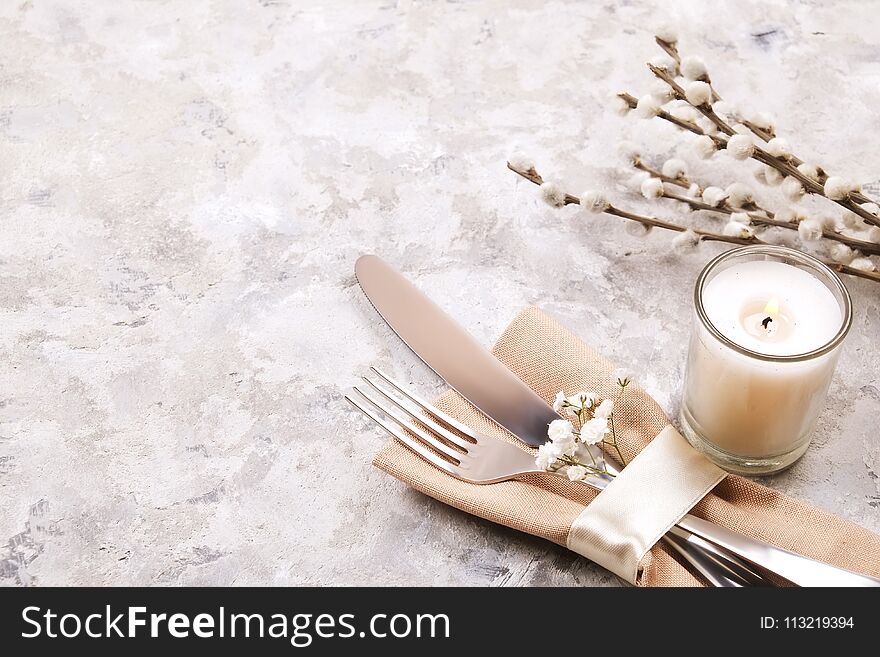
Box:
[761,316,773,329]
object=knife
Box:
[355,254,555,447]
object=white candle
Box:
[702,261,841,357]
[680,251,850,473]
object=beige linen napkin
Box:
[373,307,880,586]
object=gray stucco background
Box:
[1,1,878,586]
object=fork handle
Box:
[661,530,760,587]
[675,513,880,587]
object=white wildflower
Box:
[681,55,708,81]
[669,103,699,123]
[655,25,678,43]
[726,182,754,208]
[798,218,823,242]
[579,417,610,446]
[612,367,633,387]
[548,419,575,448]
[723,220,754,238]
[702,186,728,207]
[625,221,652,237]
[782,176,805,202]
[726,134,755,160]
[552,390,566,413]
[617,140,641,164]
[567,465,589,481]
[824,176,852,200]
[580,190,609,213]
[694,135,717,159]
[508,151,535,172]
[866,226,880,242]
[730,212,751,225]
[554,432,578,457]
[850,257,876,272]
[612,94,632,116]
[684,80,712,106]
[687,183,701,198]
[762,166,784,186]
[661,158,688,179]
[567,391,596,409]
[765,137,792,159]
[748,111,775,132]
[541,182,566,207]
[672,229,701,252]
[640,176,665,199]
[829,243,856,265]
[797,162,819,180]
[535,442,562,470]
[648,54,677,75]
[636,94,662,118]
[594,399,614,420]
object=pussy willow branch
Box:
[507,162,880,284]
[653,38,834,180]
[642,40,871,204]
[633,161,880,256]
[623,89,880,237]
[644,60,880,229]
[655,36,773,142]
[508,163,750,242]
[654,36,720,104]
[618,92,704,137]
[654,36,680,68]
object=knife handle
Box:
[676,513,880,587]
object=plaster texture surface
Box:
[1,0,878,586]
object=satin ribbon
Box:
[566,425,726,583]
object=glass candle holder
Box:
[679,245,852,475]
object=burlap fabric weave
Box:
[373,307,880,586]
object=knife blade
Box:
[354,254,556,447]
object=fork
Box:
[347,368,765,587]
[347,368,880,588]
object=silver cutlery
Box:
[349,368,766,587]
[349,368,880,587]
[354,255,769,585]
[354,255,880,587]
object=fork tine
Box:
[351,387,466,465]
[369,366,479,442]
[360,376,472,452]
[345,394,461,478]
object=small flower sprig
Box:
[535,368,633,481]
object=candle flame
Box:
[763,297,780,317]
